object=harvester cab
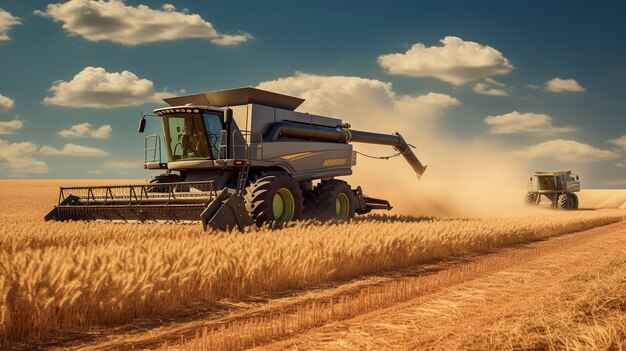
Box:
[525,171,580,210]
[46,87,428,230]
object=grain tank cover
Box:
[534,171,572,176]
[163,87,305,111]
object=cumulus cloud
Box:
[43,67,173,108]
[102,160,138,168]
[59,123,112,138]
[86,160,139,175]
[0,8,21,41]
[608,135,626,151]
[34,0,252,46]
[258,72,459,132]
[0,139,48,176]
[484,111,577,134]
[377,36,513,85]
[40,143,109,156]
[514,139,619,162]
[544,78,585,93]
[472,78,509,96]
[0,94,15,113]
[0,118,22,134]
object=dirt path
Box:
[48,219,626,351]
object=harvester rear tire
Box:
[524,192,538,205]
[558,193,577,210]
[304,179,356,222]
[245,171,303,227]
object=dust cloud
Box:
[259,73,531,217]
[347,139,530,217]
[342,97,533,218]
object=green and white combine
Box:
[45,87,427,230]
[525,171,580,210]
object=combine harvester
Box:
[525,171,580,210]
[45,87,427,230]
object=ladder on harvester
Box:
[236,164,250,196]
[200,149,253,231]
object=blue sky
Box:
[0,0,624,187]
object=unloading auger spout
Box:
[263,122,427,179]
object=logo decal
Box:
[323,158,347,167]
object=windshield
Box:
[162,112,223,161]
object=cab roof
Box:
[162,87,305,111]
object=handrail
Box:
[231,130,263,160]
[144,134,161,164]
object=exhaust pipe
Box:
[264,122,427,179]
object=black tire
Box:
[147,173,184,193]
[558,193,576,210]
[245,171,303,227]
[524,192,538,205]
[304,179,356,222]
[572,193,579,209]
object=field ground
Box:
[0,180,625,350]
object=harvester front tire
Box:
[524,192,538,205]
[245,171,303,227]
[304,179,356,222]
[558,193,577,210]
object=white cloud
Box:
[514,139,619,162]
[34,0,252,46]
[102,160,138,169]
[0,8,21,41]
[0,139,48,176]
[257,72,459,132]
[608,135,626,151]
[40,143,109,156]
[87,160,139,175]
[59,123,111,138]
[472,78,508,96]
[616,160,626,168]
[43,67,173,108]
[544,78,585,93]
[377,36,513,85]
[0,118,22,134]
[484,111,577,134]
[0,94,15,113]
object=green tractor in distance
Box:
[525,171,580,210]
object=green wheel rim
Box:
[272,188,295,223]
[335,193,350,221]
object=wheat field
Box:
[0,180,624,348]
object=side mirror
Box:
[138,117,146,133]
